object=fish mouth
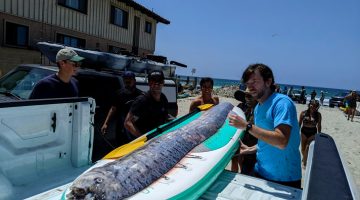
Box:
[67,187,87,199]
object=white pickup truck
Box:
[1,65,359,199]
[0,96,359,199]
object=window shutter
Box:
[79,0,87,13]
[110,6,115,24]
[124,11,128,28]
[58,0,65,5]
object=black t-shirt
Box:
[237,103,258,147]
[113,88,143,133]
[29,74,79,99]
[129,90,169,134]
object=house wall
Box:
[0,46,41,75]
[0,0,163,74]
[0,0,157,51]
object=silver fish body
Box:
[67,102,234,200]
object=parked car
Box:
[329,92,350,108]
[0,64,178,161]
[291,89,306,103]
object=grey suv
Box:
[329,92,349,108]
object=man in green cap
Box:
[29,48,85,99]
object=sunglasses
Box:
[149,78,164,84]
[309,100,319,105]
[201,86,213,89]
[66,60,81,67]
[124,72,134,76]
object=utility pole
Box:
[191,68,196,77]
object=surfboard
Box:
[38,42,178,77]
[60,106,245,200]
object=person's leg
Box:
[231,155,242,173]
[300,133,307,168]
[240,157,256,176]
[304,134,316,167]
[351,107,355,121]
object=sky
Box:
[136,0,360,90]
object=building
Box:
[0,0,170,74]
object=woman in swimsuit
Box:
[298,99,322,168]
[343,90,359,122]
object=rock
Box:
[183,84,195,90]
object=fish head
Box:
[69,169,113,198]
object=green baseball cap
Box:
[56,48,85,63]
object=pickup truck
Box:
[0,95,359,199]
[0,64,179,161]
[0,67,359,200]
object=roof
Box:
[117,0,170,24]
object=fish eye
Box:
[95,178,103,183]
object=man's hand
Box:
[101,124,107,135]
[236,139,257,156]
[228,114,247,130]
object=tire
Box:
[329,104,334,108]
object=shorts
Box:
[349,102,357,108]
[301,126,317,138]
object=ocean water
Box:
[179,76,353,105]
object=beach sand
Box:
[177,95,360,189]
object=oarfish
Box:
[67,102,234,200]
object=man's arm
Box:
[229,98,295,149]
[213,95,220,105]
[235,139,257,156]
[229,114,291,149]
[124,113,142,137]
[166,114,175,122]
[101,106,117,134]
[189,98,201,112]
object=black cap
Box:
[123,71,135,77]
[148,70,164,79]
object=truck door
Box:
[0,97,95,199]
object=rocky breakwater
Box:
[180,84,240,98]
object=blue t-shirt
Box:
[254,92,301,182]
[29,74,79,99]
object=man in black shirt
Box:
[29,49,85,99]
[125,70,174,137]
[101,71,143,146]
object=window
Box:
[110,5,128,28]
[145,21,152,34]
[56,34,86,48]
[5,22,29,47]
[58,0,87,14]
[109,45,126,54]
